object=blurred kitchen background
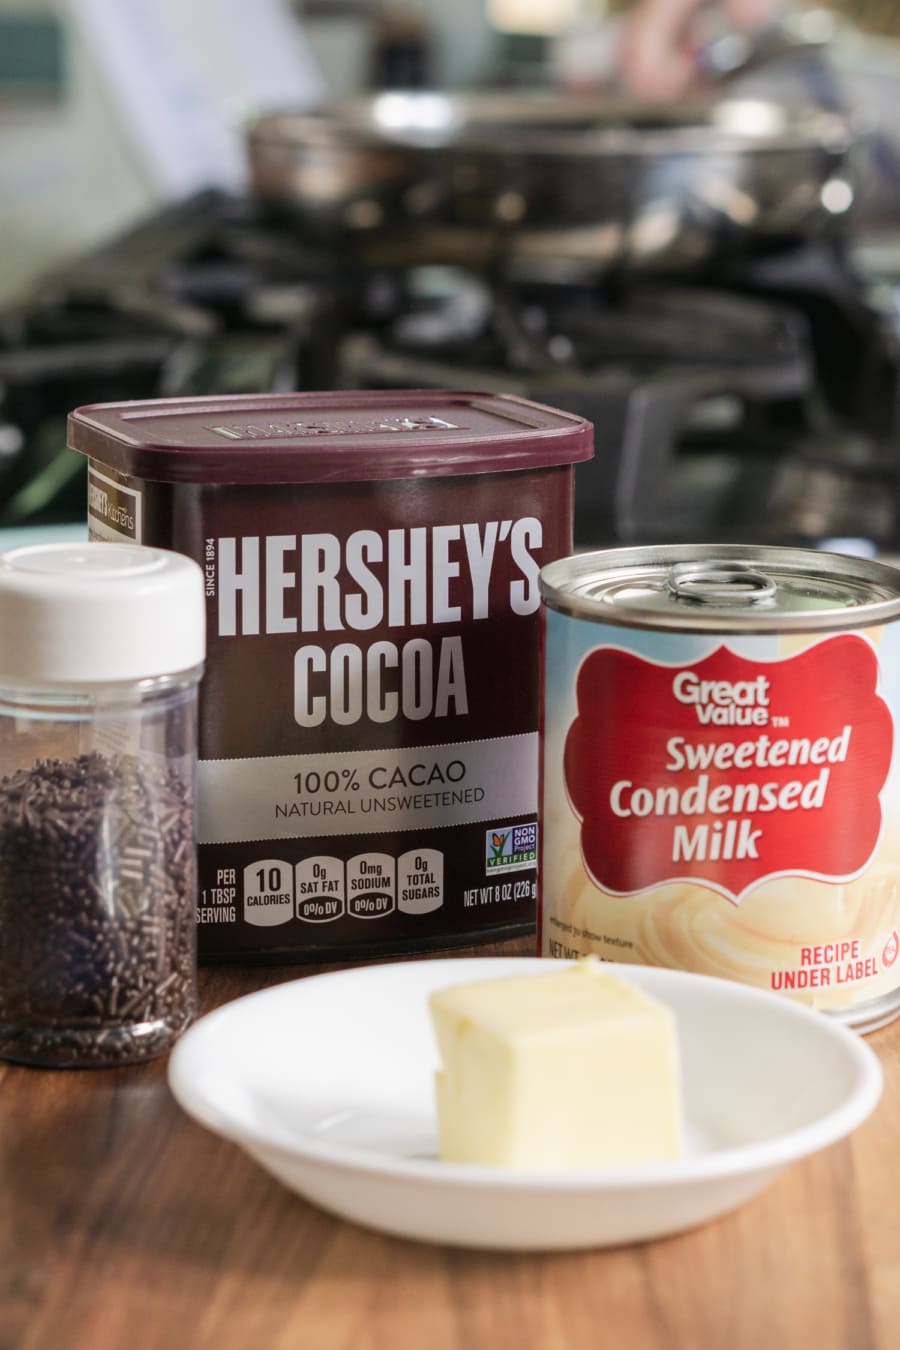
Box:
[3,0,900,549]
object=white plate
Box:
[168,958,882,1251]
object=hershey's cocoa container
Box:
[68,391,592,962]
[540,544,900,1033]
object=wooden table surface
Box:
[3,933,899,1350]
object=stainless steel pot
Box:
[246,91,862,274]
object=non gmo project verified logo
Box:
[485,823,538,873]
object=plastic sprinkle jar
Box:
[0,541,205,1067]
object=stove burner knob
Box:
[344,199,384,230]
[0,424,23,462]
[493,191,527,225]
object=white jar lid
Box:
[0,542,205,685]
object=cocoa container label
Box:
[90,466,571,958]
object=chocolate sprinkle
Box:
[0,752,196,1066]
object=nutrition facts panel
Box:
[241,849,444,926]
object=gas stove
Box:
[2,188,899,550]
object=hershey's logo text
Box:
[216,520,541,637]
[213,520,542,728]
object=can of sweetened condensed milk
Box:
[540,544,900,1032]
[69,390,592,962]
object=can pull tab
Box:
[667,561,777,606]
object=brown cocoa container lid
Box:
[68,390,593,485]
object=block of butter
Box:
[429,960,682,1169]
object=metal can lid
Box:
[0,542,206,685]
[67,390,593,486]
[540,544,900,633]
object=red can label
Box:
[564,636,892,902]
[541,612,900,1017]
